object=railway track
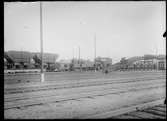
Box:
[85,99,166,119]
[111,104,166,119]
[5,78,165,110]
[5,71,166,119]
[4,71,165,84]
[5,85,165,110]
[4,76,165,94]
[5,78,165,101]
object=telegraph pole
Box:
[72,48,75,65]
[156,45,158,70]
[163,31,166,104]
[72,48,74,60]
[78,46,80,63]
[78,46,81,71]
[72,48,74,71]
[94,33,96,72]
[40,2,44,82]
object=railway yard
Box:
[111,103,166,119]
[4,70,166,119]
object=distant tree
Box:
[33,55,41,65]
[55,63,61,70]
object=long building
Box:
[112,54,166,71]
[4,51,58,70]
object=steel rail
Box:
[5,76,165,94]
[5,84,165,110]
[5,79,165,102]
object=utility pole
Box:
[72,48,74,61]
[94,33,96,72]
[71,48,74,71]
[78,46,81,71]
[78,46,80,63]
[21,48,23,69]
[40,2,44,82]
[163,31,166,104]
[156,45,158,70]
[72,48,75,65]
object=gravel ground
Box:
[5,87,165,119]
[4,71,166,119]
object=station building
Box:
[132,55,166,70]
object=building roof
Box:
[33,52,58,63]
[6,51,58,63]
[96,57,112,64]
[58,59,71,64]
[127,56,144,64]
[7,51,32,63]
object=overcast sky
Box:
[4,2,166,63]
